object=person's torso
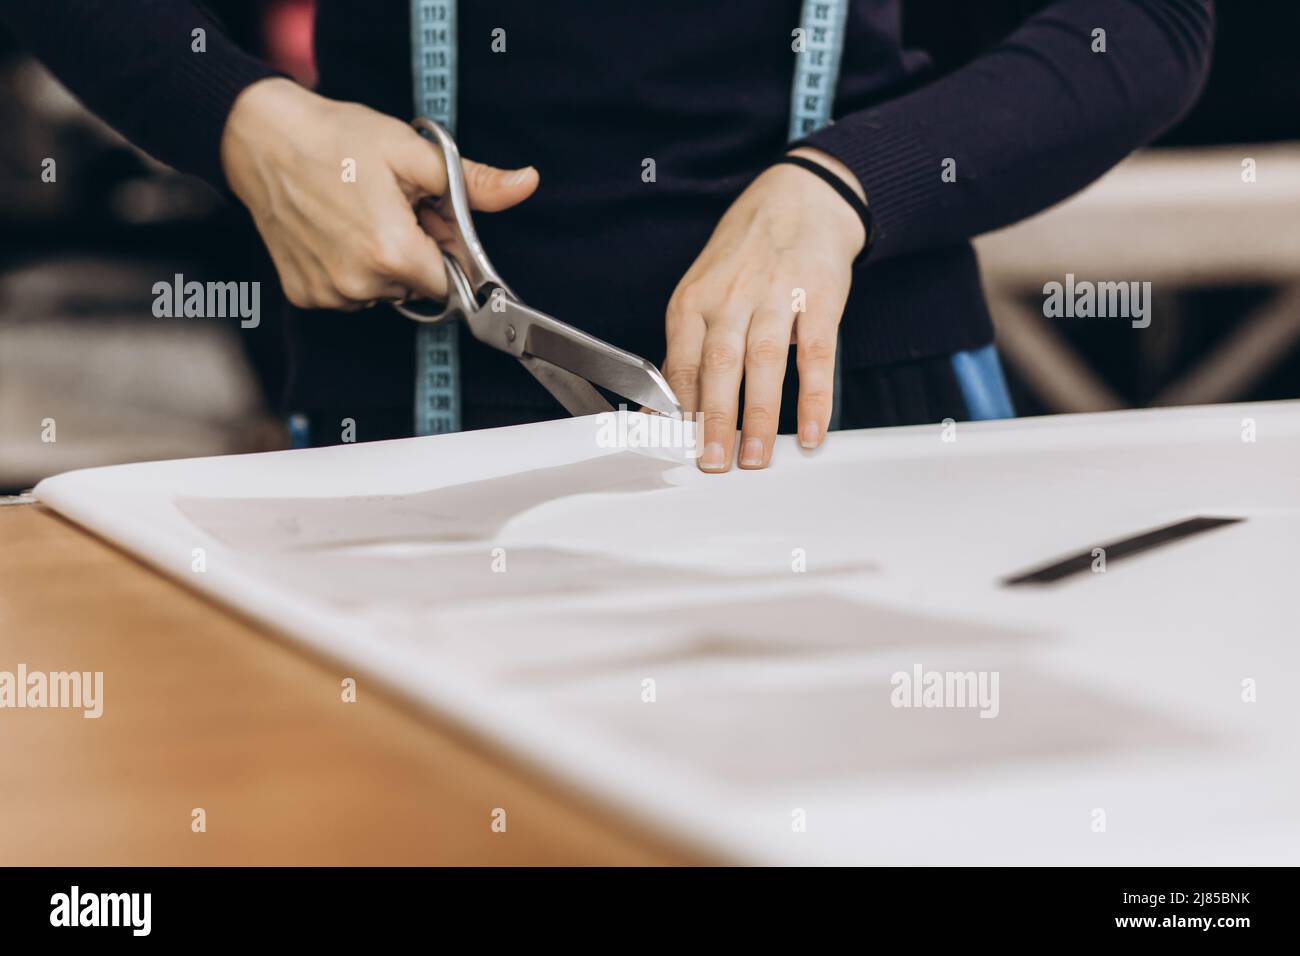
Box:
[300,2,957,412]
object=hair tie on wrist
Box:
[772,155,875,263]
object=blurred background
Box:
[1,1,1297,494]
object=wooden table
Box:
[0,504,693,865]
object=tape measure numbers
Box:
[411,0,461,436]
[789,0,850,140]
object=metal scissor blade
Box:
[464,297,682,417]
[518,354,613,417]
[523,318,681,416]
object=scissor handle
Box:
[391,117,513,323]
[392,254,476,324]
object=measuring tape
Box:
[408,0,849,436]
[789,0,850,140]
[411,0,461,435]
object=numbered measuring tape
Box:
[409,0,850,436]
[411,0,461,436]
[789,0,850,140]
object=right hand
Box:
[219,77,538,310]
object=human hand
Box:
[662,147,866,471]
[220,77,538,310]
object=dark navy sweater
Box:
[2,1,1214,417]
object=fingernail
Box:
[505,167,533,185]
[799,422,821,449]
[739,437,764,467]
[699,442,727,471]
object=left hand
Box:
[663,147,867,472]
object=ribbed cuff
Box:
[159,32,281,192]
[795,109,937,264]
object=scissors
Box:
[392,118,682,418]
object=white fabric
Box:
[35,402,1300,864]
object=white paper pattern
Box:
[34,407,1300,864]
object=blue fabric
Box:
[287,413,311,449]
[949,344,1014,421]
